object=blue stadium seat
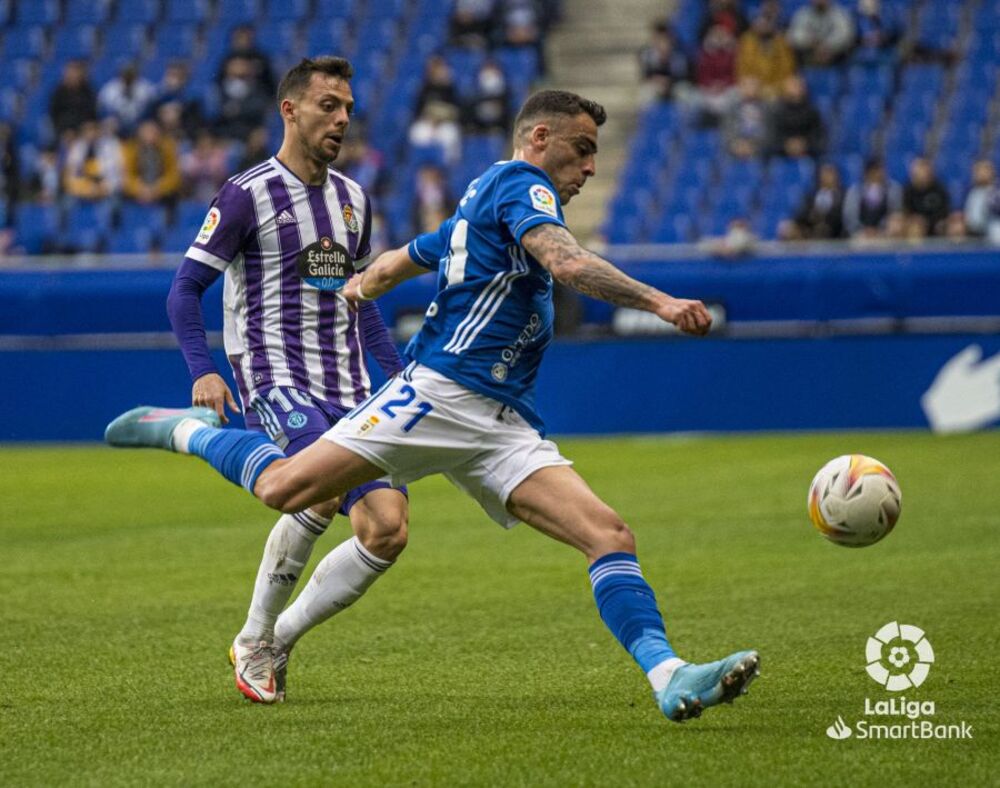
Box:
[163,0,210,23]
[175,200,208,230]
[66,0,113,24]
[256,21,300,58]
[108,225,157,254]
[151,23,199,59]
[116,0,161,24]
[213,0,260,26]
[14,0,59,25]
[119,201,170,237]
[100,24,150,59]
[305,21,351,59]
[50,25,99,62]
[261,0,311,22]
[13,203,60,254]
[3,25,48,59]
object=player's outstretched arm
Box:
[521,223,712,336]
[344,245,429,304]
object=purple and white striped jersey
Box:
[184,156,373,410]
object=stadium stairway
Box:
[545,0,677,242]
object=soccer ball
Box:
[807,455,901,547]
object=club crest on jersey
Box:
[197,207,221,243]
[357,414,380,435]
[342,203,360,233]
[297,236,355,291]
[491,363,508,382]
[529,184,557,217]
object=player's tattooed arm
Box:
[521,223,713,335]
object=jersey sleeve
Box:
[354,193,374,269]
[407,219,452,271]
[183,181,255,271]
[494,165,567,245]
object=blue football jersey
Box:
[405,160,566,434]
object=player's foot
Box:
[228,641,289,703]
[104,406,220,451]
[231,639,279,704]
[655,650,760,722]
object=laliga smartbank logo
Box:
[824,622,973,741]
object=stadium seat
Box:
[65,0,113,24]
[50,25,99,62]
[14,0,59,25]
[3,25,48,59]
[115,0,161,24]
[163,0,210,23]
[13,203,60,254]
[108,225,157,254]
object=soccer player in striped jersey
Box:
[164,57,408,703]
[111,90,759,722]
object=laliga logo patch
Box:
[529,184,558,217]
[297,236,354,291]
[865,621,934,691]
[197,207,221,244]
[342,203,360,234]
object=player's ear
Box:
[530,123,549,149]
[280,98,296,123]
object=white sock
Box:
[171,418,210,453]
[274,536,392,651]
[647,657,687,693]
[237,509,332,645]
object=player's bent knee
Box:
[253,466,304,513]
[593,513,635,556]
[359,514,408,561]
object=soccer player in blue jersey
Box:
[108,89,759,722]
[164,57,409,704]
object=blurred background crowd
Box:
[0,0,998,257]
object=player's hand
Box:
[656,297,713,336]
[192,372,238,424]
[342,274,365,310]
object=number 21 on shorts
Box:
[379,382,434,433]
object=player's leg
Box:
[274,486,408,653]
[507,465,759,723]
[105,405,385,511]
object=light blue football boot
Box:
[104,406,221,451]
[656,650,760,722]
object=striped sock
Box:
[187,427,285,493]
[239,508,333,645]
[274,536,392,651]
[589,552,682,691]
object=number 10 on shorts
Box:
[379,383,434,433]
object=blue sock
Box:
[589,552,677,673]
[188,427,286,493]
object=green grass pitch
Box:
[2,431,997,786]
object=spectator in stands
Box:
[412,164,454,234]
[638,20,692,104]
[217,25,275,97]
[235,126,270,173]
[943,211,968,242]
[98,63,157,135]
[852,0,900,65]
[694,24,739,124]
[788,0,855,66]
[0,122,17,226]
[49,60,98,140]
[699,0,748,43]
[783,162,845,239]
[216,56,273,141]
[181,129,230,203]
[843,156,902,238]
[152,61,206,141]
[771,76,824,158]
[902,157,950,237]
[464,60,512,133]
[449,0,497,49]
[736,10,796,100]
[122,119,182,209]
[723,77,770,159]
[339,133,389,200]
[409,55,463,164]
[26,146,62,204]
[499,0,542,48]
[963,160,996,238]
[62,119,124,203]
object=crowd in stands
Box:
[623,0,1000,247]
[0,0,557,257]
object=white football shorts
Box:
[323,363,572,527]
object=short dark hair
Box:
[512,90,607,142]
[277,56,353,103]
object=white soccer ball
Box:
[807,454,901,547]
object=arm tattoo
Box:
[523,224,662,310]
